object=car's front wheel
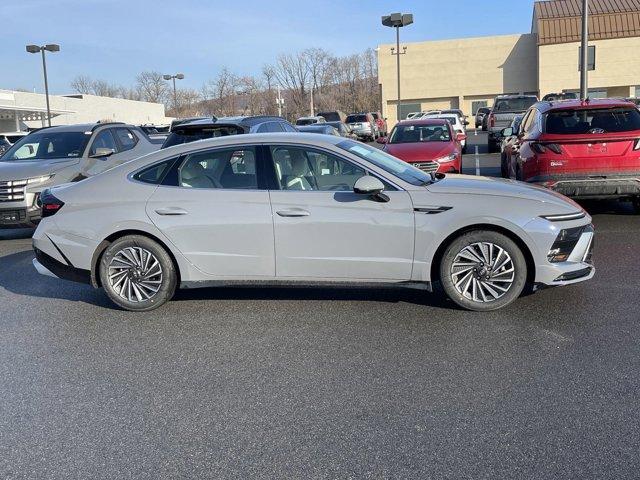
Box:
[439,230,528,311]
[99,235,177,311]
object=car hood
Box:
[0,158,79,181]
[426,174,583,210]
[384,142,454,161]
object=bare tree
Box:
[136,71,169,104]
[70,75,94,94]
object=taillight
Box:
[531,143,562,154]
[634,139,640,150]
[489,114,495,127]
[40,189,64,218]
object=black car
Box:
[296,125,340,136]
[315,110,347,123]
[475,107,490,129]
[162,116,298,149]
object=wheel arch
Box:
[429,223,536,286]
[90,229,182,288]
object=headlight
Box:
[27,175,54,185]
[434,153,457,163]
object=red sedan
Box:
[377,118,465,174]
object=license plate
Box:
[0,213,18,221]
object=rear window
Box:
[162,125,243,148]
[346,115,367,123]
[371,113,379,120]
[545,108,640,134]
[493,97,537,113]
[317,112,340,122]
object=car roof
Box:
[176,116,288,128]
[397,118,450,126]
[15,123,121,134]
[537,98,638,112]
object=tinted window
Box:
[317,112,340,122]
[493,97,538,113]
[1,131,90,161]
[346,115,368,123]
[371,113,380,120]
[270,145,365,191]
[389,124,451,143]
[162,126,244,148]
[281,122,298,133]
[545,108,640,134]
[91,130,119,155]
[337,140,432,186]
[257,122,284,133]
[114,128,138,152]
[133,158,177,184]
[178,147,257,189]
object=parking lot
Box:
[0,131,637,478]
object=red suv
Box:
[506,98,640,211]
[377,118,465,174]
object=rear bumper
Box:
[32,247,91,284]
[529,175,640,199]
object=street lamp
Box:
[579,0,589,100]
[163,73,185,112]
[26,44,60,127]
[382,13,413,123]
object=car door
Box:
[82,128,127,177]
[145,145,275,277]
[267,144,415,280]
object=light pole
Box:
[163,73,184,113]
[26,44,60,127]
[382,13,413,123]
[579,0,589,100]
[276,85,285,117]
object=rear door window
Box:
[114,128,138,152]
[545,108,640,134]
[177,147,258,190]
[90,129,119,155]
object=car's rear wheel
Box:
[439,230,527,311]
[99,235,177,312]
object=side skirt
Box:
[180,279,433,292]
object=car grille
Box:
[0,180,27,202]
[412,161,439,173]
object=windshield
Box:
[337,139,433,186]
[346,115,367,123]
[162,126,243,148]
[0,131,89,161]
[389,124,451,144]
[545,107,640,134]
[493,97,537,113]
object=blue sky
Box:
[2,0,535,94]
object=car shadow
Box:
[579,199,637,216]
[0,250,114,308]
[0,249,455,310]
[0,228,35,240]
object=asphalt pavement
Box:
[1,131,639,479]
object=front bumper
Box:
[530,175,640,199]
[0,206,41,228]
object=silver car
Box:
[32,133,594,312]
[0,123,159,227]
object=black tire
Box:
[439,230,528,312]
[462,144,467,154]
[99,235,177,312]
[487,140,497,153]
[500,153,508,178]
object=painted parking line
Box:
[475,145,480,176]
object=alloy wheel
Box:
[450,242,515,303]
[107,247,163,303]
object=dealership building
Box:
[0,89,170,133]
[378,0,640,124]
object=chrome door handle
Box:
[276,209,310,217]
[155,207,188,216]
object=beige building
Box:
[378,0,640,125]
[0,89,171,133]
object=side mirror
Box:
[376,136,387,144]
[353,176,389,202]
[501,127,513,137]
[90,147,115,158]
[464,120,470,126]
[455,133,467,142]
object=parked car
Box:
[32,132,594,312]
[406,112,422,120]
[162,116,298,148]
[0,131,29,145]
[326,121,358,140]
[542,92,579,102]
[624,97,640,108]
[170,117,213,131]
[475,107,491,129]
[422,113,468,153]
[345,113,377,142]
[316,111,347,123]
[0,138,10,156]
[376,118,465,173]
[487,95,538,152]
[506,98,640,211]
[371,112,388,136]
[295,116,326,126]
[296,124,340,136]
[0,123,159,228]
[500,114,524,178]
